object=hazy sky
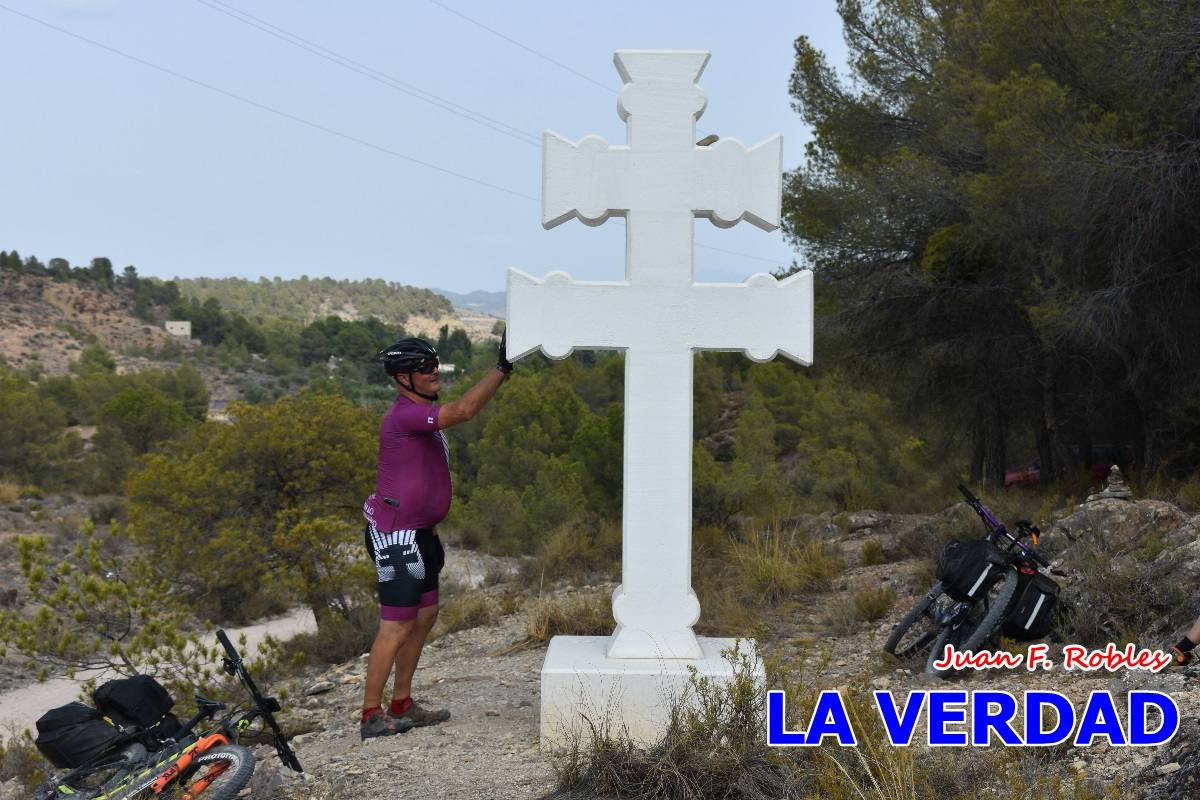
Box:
[1,1,848,292]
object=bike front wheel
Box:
[884,581,946,660]
[925,568,1021,679]
[129,744,256,800]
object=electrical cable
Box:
[1,2,789,269]
[194,0,539,148]
[0,2,538,202]
[426,0,617,94]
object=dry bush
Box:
[728,530,843,606]
[696,583,769,639]
[0,481,21,505]
[1058,541,1190,646]
[1176,474,1200,510]
[821,601,861,635]
[0,728,48,789]
[435,586,520,638]
[541,522,621,583]
[853,586,895,622]
[858,538,886,566]
[526,589,612,644]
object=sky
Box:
[1,1,849,293]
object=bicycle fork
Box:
[150,733,230,796]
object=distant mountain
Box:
[433,289,505,317]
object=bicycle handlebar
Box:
[214,629,303,773]
[957,483,1051,567]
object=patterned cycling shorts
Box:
[363,522,444,621]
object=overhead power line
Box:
[0,3,789,269]
[0,2,537,202]
[193,0,539,148]
[426,0,617,94]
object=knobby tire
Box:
[884,581,945,658]
[925,569,1020,679]
[122,744,255,800]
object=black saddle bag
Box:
[35,702,123,769]
[937,539,1012,602]
[93,675,179,740]
[1001,571,1060,640]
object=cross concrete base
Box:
[539,635,763,748]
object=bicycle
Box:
[884,483,1053,678]
[34,629,303,799]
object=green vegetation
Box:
[175,275,451,326]
[123,391,378,623]
[785,0,1200,485]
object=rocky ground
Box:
[2,489,1199,799]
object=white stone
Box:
[540,636,761,747]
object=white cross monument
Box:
[506,50,813,744]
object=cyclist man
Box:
[360,334,513,740]
[1168,615,1200,666]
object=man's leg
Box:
[364,617,416,711]
[391,602,438,703]
[1170,614,1200,666]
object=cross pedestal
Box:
[506,50,812,746]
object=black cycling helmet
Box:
[377,337,438,378]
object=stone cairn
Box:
[1085,465,1135,502]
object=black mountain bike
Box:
[34,630,302,800]
[884,483,1051,677]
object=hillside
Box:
[0,272,187,376]
[175,276,453,327]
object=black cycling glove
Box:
[497,329,514,374]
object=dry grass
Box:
[434,586,520,638]
[541,522,622,583]
[853,585,895,622]
[728,529,843,606]
[0,481,20,505]
[526,589,612,644]
[858,538,886,566]
[549,646,1119,800]
[0,728,48,789]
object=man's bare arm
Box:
[437,367,508,429]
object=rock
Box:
[1156,763,1182,776]
[485,709,500,717]
[871,677,891,690]
[0,778,23,800]
[305,680,335,696]
[848,511,887,532]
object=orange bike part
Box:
[150,733,230,793]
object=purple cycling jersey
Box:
[363,395,451,531]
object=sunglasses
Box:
[415,360,439,374]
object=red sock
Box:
[390,697,412,716]
[362,706,383,724]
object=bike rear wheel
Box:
[884,581,946,659]
[926,569,1020,679]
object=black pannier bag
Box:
[1001,571,1060,640]
[93,675,178,737]
[937,539,1012,602]
[35,702,123,769]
